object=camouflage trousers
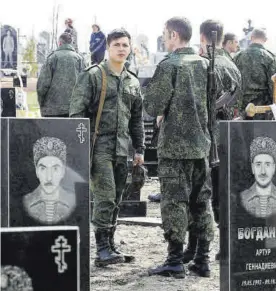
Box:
[91,154,128,229]
[158,158,214,244]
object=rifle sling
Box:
[91,65,107,158]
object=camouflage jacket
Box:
[222,48,234,62]
[69,61,145,156]
[234,43,276,108]
[37,44,83,116]
[143,47,211,160]
[203,48,242,143]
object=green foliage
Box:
[22,37,38,77]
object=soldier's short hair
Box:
[59,32,72,45]
[33,137,67,165]
[222,33,237,46]
[251,28,267,41]
[250,137,276,163]
[107,28,131,46]
[200,20,224,45]
[165,17,192,42]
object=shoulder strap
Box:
[92,65,107,150]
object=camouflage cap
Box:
[250,137,276,163]
[33,137,66,165]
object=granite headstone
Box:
[1,118,90,291]
[1,226,79,291]
[1,25,17,70]
[220,121,276,291]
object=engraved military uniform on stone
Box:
[1,226,79,291]
[1,118,90,291]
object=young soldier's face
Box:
[228,38,239,53]
[252,154,275,188]
[36,156,65,194]
[108,37,131,64]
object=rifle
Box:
[207,31,220,168]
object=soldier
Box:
[23,137,76,225]
[234,28,276,118]
[222,32,239,61]
[191,20,242,262]
[144,17,213,279]
[241,137,276,218]
[37,32,83,117]
[69,28,145,267]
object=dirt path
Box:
[90,178,220,291]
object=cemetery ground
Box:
[90,179,220,291]
[23,79,220,291]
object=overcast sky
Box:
[1,0,275,52]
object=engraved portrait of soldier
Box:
[22,136,76,224]
[240,136,276,218]
[2,30,14,68]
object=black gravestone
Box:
[1,88,16,117]
[1,119,8,226]
[1,118,90,291]
[1,226,79,291]
[1,25,17,70]
[220,121,276,291]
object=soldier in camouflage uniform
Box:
[144,17,213,279]
[234,28,276,119]
[37,32,83,117]
[222,32,239,61]
[69,28,145,267]
[188,20,242,263]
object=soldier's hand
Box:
[133,153,144,166]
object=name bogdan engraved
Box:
[245,262,276,271]
[238,227,276,240]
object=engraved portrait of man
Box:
[240,136,276,218]
[22,137,76,224]
[2,30,15,68]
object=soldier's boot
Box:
[94,229,124,267]
[109,226,135,263]
[188,239,211,277]
[182,233,197,264]
[148,240,185,279]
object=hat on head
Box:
[33,137,66,165]
[250,136,276,163]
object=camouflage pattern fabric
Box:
[234,43,276,110]
[222,48,234,62]
[159,158,214,243]
[211,48,242,142]
[91,154,128,228]
[69,61,145,156]
[37,44,83,116]
[143,47,211,160]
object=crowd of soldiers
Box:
[36,16,276,279]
